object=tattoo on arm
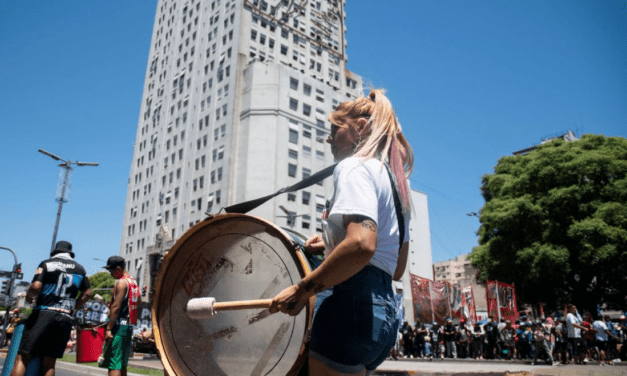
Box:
[299,280,326,293]
[345,215,377,233]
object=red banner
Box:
[431,280,450,324]
[410,275,433,324]
[410,274,480,325]
[449,284,463,323]
[461,286,477,324]
[486,281,519,322]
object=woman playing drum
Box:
[270,89,413,375]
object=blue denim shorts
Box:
[309,265,398,373]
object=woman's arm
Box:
[269,214,377,316]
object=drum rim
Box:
[151,213,314,376]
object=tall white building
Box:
[397,189,434,323]
[119,0,363,293]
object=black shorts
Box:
[596,341,607,351]
[19,309,73,359]
[554,341,565,351]
[568,337,586,356]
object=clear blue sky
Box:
[1,1,625,281]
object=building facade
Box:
[119,0,363,293]
[398,189,434,323]
[434,253,487,317]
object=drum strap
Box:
[223,163,338,214]
[223,162,404,252]
[384,164,405,252]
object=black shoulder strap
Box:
[223,163,337,214]
[385,164,405,251]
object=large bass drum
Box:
[152,213,315,376]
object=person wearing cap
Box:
[100,256,141,376]
[605,316,620,361]
[10,241,92,376]
[429,322,442,359]
[442,318,457,358]
[484,316,500,359]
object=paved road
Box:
[5,354,627,375]
[375,358,627,376]
[0,356,145,376]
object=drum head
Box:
[153,214,313,376]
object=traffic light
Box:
[1,279,10,296]
[12,263,23,280]
[142,286,147,297]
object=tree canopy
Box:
[471,134,627,314]
[89,271,115,303]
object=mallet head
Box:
[187,297,216,319]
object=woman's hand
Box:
[304,233,325,255]
[269,284,310,316]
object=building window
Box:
[289,149,298,159]
[288,163,297,177]
[287,193,296,202]
[302,167,311,179]
[303,84,311,96]
[289,129,298,144]
[290,77,298,90]
[303,104,311,116]
[289,98,298,111]
[302,191,310,205]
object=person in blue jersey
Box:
[10,241,92,376]
[270,89,413,375]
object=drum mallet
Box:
[186,297,272,319]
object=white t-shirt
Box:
[593,320,608,341]
[566,312,582,338]
[322,157,410,276]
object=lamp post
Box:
[39,149,99,253]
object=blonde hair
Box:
[328,89,414,212]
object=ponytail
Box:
[329,89,414,213]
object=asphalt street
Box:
[4,354,627,375]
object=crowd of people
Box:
[390,304,627,366]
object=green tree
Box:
[471,135,627,314]
[89,271,115,303]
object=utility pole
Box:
[38,149,99,253]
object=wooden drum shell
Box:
[152,214,315,376]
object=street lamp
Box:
[466,212,479,218]
[39,149,99,253]
[277,205,305,229]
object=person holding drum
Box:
[270,89,413,375]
